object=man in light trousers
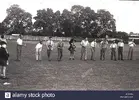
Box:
[80,37,89,61]
[90,39,97,61]
[127,39,136,60]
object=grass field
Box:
[0,40,139,90]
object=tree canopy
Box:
[0,4,128,39]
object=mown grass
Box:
[0,40,139,90]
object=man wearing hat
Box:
[46,37,54,61]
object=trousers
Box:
[80,47,87,60]
[100,48,107,60]
[17,45,22,60]
[118,47,123,60]
[127,47,133,60]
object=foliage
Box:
[1,4,129,39]
[2,4,32,35]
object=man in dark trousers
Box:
[57,39,64,61]
[100,38,108,60]
[46,37,54,61]
[0,42,9,79]
[118,39,124,60]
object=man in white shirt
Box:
[90,39,97,61]
[118,39,124,60]
[46,37,54,61]
[16,34,23,61]
[127,39,136,60]
[110,40,117,61]
[35,41,43,61]
[80,37,89,61]
[100,38,108,60]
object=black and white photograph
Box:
[0,0,139,95]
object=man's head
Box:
[39,40,43,44]
[85,37,88,41]
[1,34,4,39]
[19,34,22,39]
[94,39,96,42]
[132,39,134,42]
[120,39,123,42]
[113,40,115,43]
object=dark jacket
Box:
[0,47,9,60]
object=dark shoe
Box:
[0,76,9,80]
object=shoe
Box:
[1,76,9,80]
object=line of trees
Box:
[0,4,128,39]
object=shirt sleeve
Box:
[17,39,19,43]
[80,40,83,46]
[90,42,93,47]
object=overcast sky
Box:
[0,0,139,33]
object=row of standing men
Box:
[16,35,136,61]
[0,35,136,79]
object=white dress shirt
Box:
[91,41,97,48]
[81,40,89,47]
[17,38,23,45]
[128,41,136,47]
[118,42,124,47]
[110,43,117,48]
[35,43,43,52]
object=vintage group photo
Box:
[0,0,139,91]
